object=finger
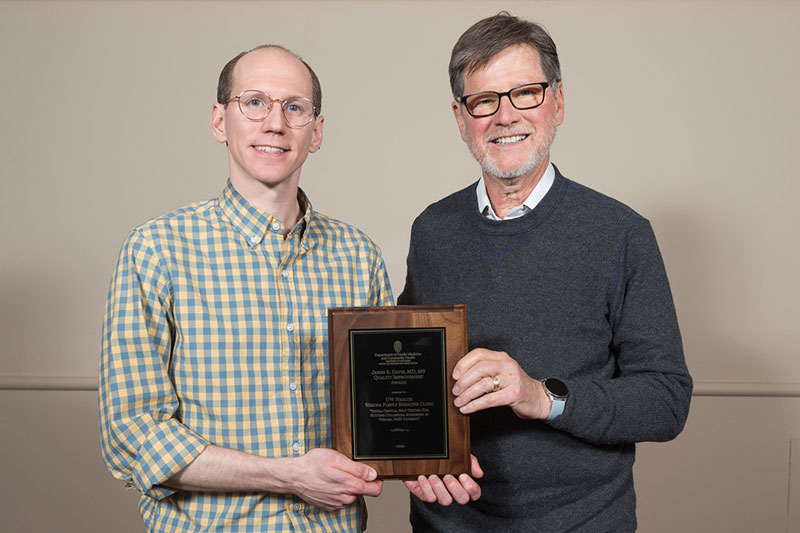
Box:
[428,475,454,506]
[318,463,380,498]
[458,373,500,400]
[413,475,437,502]
[453,355,511,396]
[454,374,504,411]
[360,479,383,497]
[339,494,358,507]
[452,370,483,397]
[341,472,386,498]
[403,480,424,500]
[307,492,355,512]
[335,456,378,481]
[347,461,378,481]
[457,474,482,501]
[469,454,484,479]
[453,348,515,379]
[456,384,510,414]
[442,474,470,505]
[452,348,494,379]
[453,361,501,397]
[359,465,378,481]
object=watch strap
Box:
[546,395,565,420]
[542,378,568,420]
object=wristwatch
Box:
[541,378,569,420]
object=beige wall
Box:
[1,1,798,531]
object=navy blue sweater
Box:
[398,167,692,532]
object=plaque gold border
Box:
[328,305,470,479]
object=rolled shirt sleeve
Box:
[99,229,208,499]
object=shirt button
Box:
[287,323,294,332]
[289,382,297,391]
[292,442,300,452]
[272,222,281,231]
[282,269,289,278]
[249,236,258,245]
[293,503,300,511]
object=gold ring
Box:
[492,376,500,392]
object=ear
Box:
[211,102,228,144]
[452,101,468,143]
[308,114,324,153]
[553,82,565,126]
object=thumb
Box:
[341,459,378,481]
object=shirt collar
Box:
[476,162,555,221]
[217,179,313,249]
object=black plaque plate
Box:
[350,328,447,459]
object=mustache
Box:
[487,126,535,142]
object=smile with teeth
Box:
[254,145,288,153]
[491,134,529,145]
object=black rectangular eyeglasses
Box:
[459,82,549,118]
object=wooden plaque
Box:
[328,305,470,479]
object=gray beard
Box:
[479,144,548,179]
[468,121,558,180]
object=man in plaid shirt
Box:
[100,45,394,532]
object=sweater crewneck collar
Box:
[468,164,568,235]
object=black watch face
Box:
[545,378,568,397]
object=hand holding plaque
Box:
[328,305,470,479]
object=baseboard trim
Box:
[693,381,800,397]
[2,375,800,397]
[0,375,98,390]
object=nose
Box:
[493,94,520,125]
[260,100,286,132]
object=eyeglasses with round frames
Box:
[227,90,317,127]
[459,82,550,118]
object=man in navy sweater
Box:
[398,12,692,532]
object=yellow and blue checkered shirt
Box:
[99,181,393,532]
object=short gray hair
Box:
[449,12,561,99]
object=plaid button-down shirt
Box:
[99,181,393,532]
